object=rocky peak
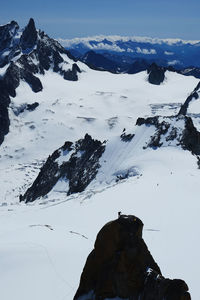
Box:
[0,18,82,146]
[20,18,37,51]
[74,215,191,300]
[0,18,79,78]
[0,20,19,52]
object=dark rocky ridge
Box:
[136,115,200,155]
[0,21,20,67]
[20,134,106,203]
[74,215,191,300]
[0,18,81,145]
[178,81,200,115]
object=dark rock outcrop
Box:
[0,91,10,145]
[3,62,20,97]
[74,215,191,300]
[20,134,106,203]
[63,63,81,81]
[20,18,37,51]
[21,70,43,92]
[181,117,200,154]
[136,114,200,154]
[147,63,165,85]
[13,102,39,116]
[0,62,20,144]
[178,81,200,116]
[0,21,20,67]
[120,129,135,142]
[0,21,19,52]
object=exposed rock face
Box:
[2,62,20,97]
[20,134,106,203]
[0,62,19,144]
[0,21,19,67]
[63,63,81,81]
[136,115,200,155]
[178,81,200,115]
[20,18,37,50]
[120,130,135,142]
[0,18,81,145]
[12,102,39,116]
[74,215,191,300]
[0,89,10,145]
[147,63,165,85]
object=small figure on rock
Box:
[118,211,121,218]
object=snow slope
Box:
[1,64,199,203]
[1,41,200,300]
[0,145,199,300]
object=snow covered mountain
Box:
[0,18,81,144]
[0,19,200,300]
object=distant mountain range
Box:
[58,35,200,75]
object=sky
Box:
[1,0,200,40]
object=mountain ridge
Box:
[0,18,81,145]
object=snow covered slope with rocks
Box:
[1,67,199,204]
[0,18,81,145]
[0,19,200,300]
[19,114,200,204]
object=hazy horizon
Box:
[1,0,200,40]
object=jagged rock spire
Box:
[20,18,37,50]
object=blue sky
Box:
[1,0,200,40]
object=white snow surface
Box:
[0,58,200,300]
[0,147,200,300]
